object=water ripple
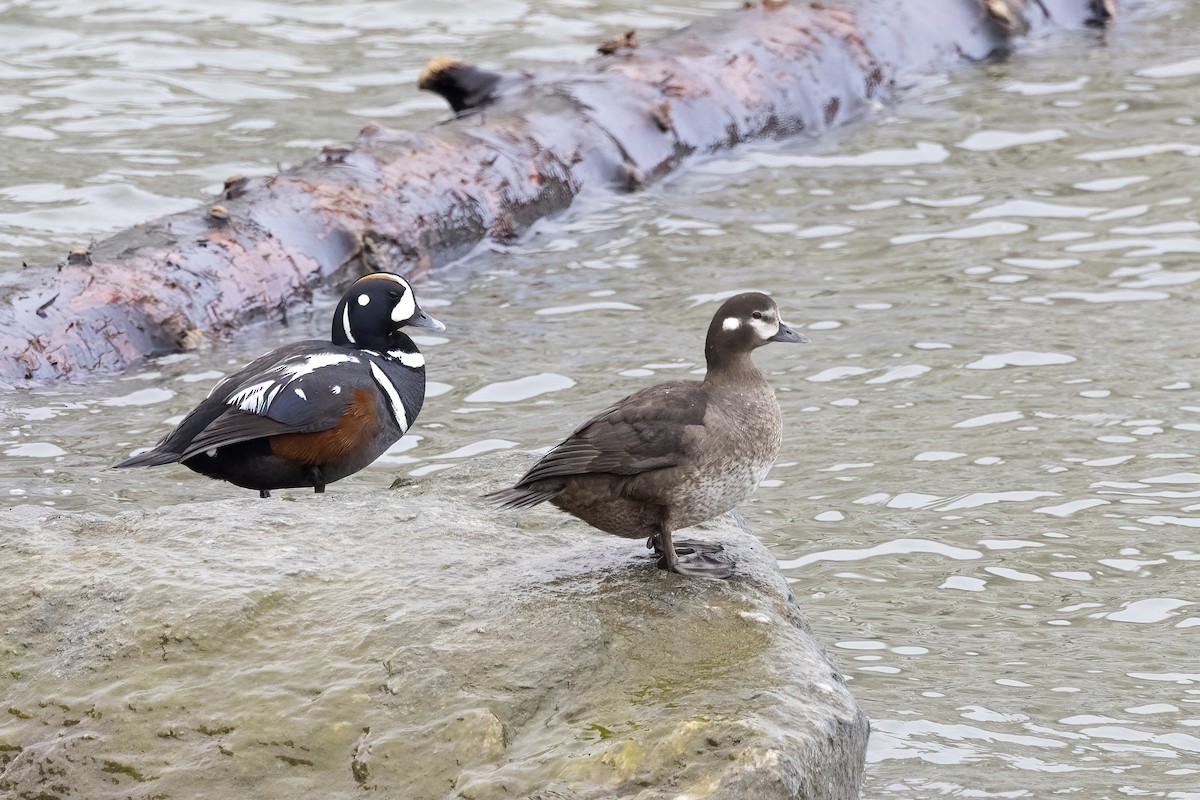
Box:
[2,3,1199,798]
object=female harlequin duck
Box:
[116,272,443,497]
[486,292,807,579]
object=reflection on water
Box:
[2,0,1200,796]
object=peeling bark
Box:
[0,0,1113,385]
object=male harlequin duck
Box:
[115,272,443,497]
[486,292,807,579]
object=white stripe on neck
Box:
[342,303,355,344]
[369,362,409,433]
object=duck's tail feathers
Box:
[113,448,183,469]
[482,486,559,510]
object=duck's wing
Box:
[179,348,391,459]
[515,380,708,486]
[116,344,369,466]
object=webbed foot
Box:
[650,526,734,579]
[650,536,725,558]
[669,539,725,558]
[655,549,735,580]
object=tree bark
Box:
[0,0,1113,385]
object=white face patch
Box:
[341,303,355,344]
[357,293,370,306]
[750,317,780,340]
[390,288,416,324]
[722,316,741,332]
[369,361,409,433]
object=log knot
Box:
[982,0,1049,36]
[419,57,504,114]
[651,101,674,133]
[357,231,424,275]
[207,205,231,227]
[66,246,92,268]
[161,311,205,352]
[320,145,354,164]
[223,174,250,200]
[1088,0,1115,26]
[598,29,638,55]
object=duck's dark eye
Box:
[389,290,400,299]
[751,310,763,320]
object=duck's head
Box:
[705,292,808,366]
[331,272,444,351]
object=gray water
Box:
[2,0,1199,797]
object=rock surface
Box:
[0,453,868,799]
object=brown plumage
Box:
[486,292,808,579]
[268,388,378,465]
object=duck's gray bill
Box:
[769,324,808,344]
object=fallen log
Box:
[0,0,1114,385]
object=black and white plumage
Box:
[115,272,444,497]
[486,292,808,579]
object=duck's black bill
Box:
[769,324,809,344]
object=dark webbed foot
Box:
[259,489,271,498]
[665,539,725,558]
[650,529,735,580]
[650,534,725,558]
[314,484,325,494]
[655,549,735,579]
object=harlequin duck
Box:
[115,272,444,497]
[486,292,807,579]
